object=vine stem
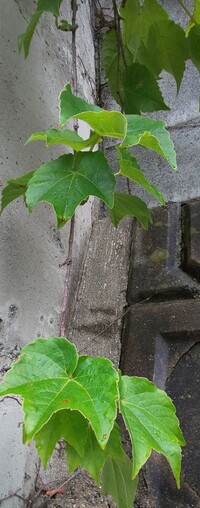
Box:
[177,0,194,21]
[78,293,155,353]
[59,215,75,337]
[59,0,78,337]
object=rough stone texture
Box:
[121,201,200,507]
[0,0,96,505]
[31,216,132,507]
[70,217,132,363]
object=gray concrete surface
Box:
[1,0,200,506]
[0,0,96,505]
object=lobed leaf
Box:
[0,337,119,447]
[34,410,88,468]
[120,0,168,48]
[188,24,200,72]
[119,376,186,487]
[117,148,165,205]
[25,152,115,227]
[109,192,152,229]
[123,63,169,114]
[26,128,100,152]
[18,0,64,57]
[102,451,138,508]
[59,83,101,125]
[1,171,35,212]
[60,83,127,139]
[102,30,127,108]
[66,423,124,485]
[186,0,200,34]
[18,11,42,58]
[37,0,63,17]
[144,20,188,91]
[121,115,177,171]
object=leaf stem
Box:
[177,0,194,21]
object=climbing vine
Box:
[1,0,200,506]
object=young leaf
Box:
[58,19,72,31]
[66,423,125,485]
[121,115,177,171]
[188,24,200,72]
[25,152,115,227]
[0,337,119,447]
[117,148,165,205]
[119,376,186,487]
[59,83,127,139]
[102,451,138,508]
[123,63,169,114]
[109,192,151,229]
[26,128,100,152]
[59,83,101,125]
[145,20,188,91]
[34,410,88,468]
[18,11,42,58]
[1,171,35,212]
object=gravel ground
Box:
[32,470,116,508]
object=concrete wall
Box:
[1,1,200,507]
[0,1,96,505]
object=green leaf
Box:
[123,63,169,114]
[117,149,165,205]
[121,115,177,171]
[67,423,124,485]
[67,427,106,485]
[188,24,200,72]
[59,83,127,139]
[66,443,81,473]
[60,83,101,124]
[58,19,72,31]
[18,0,63,57]
[102,451,138,508]
[0,337,119,446]
[18,11,42,58]
[109,192,151,229]
[120,0,168,48]
[186,0,200,34]
[34,409,88,468]
[119,376,186,487]
[145,20,188,91]
[26,129,101,152]
[37,0,63,16]
[102,30,126,108]
[25,152,115,227]
[120,0,140,46]
[1,171,35,212]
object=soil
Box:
[32,470,116,508]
